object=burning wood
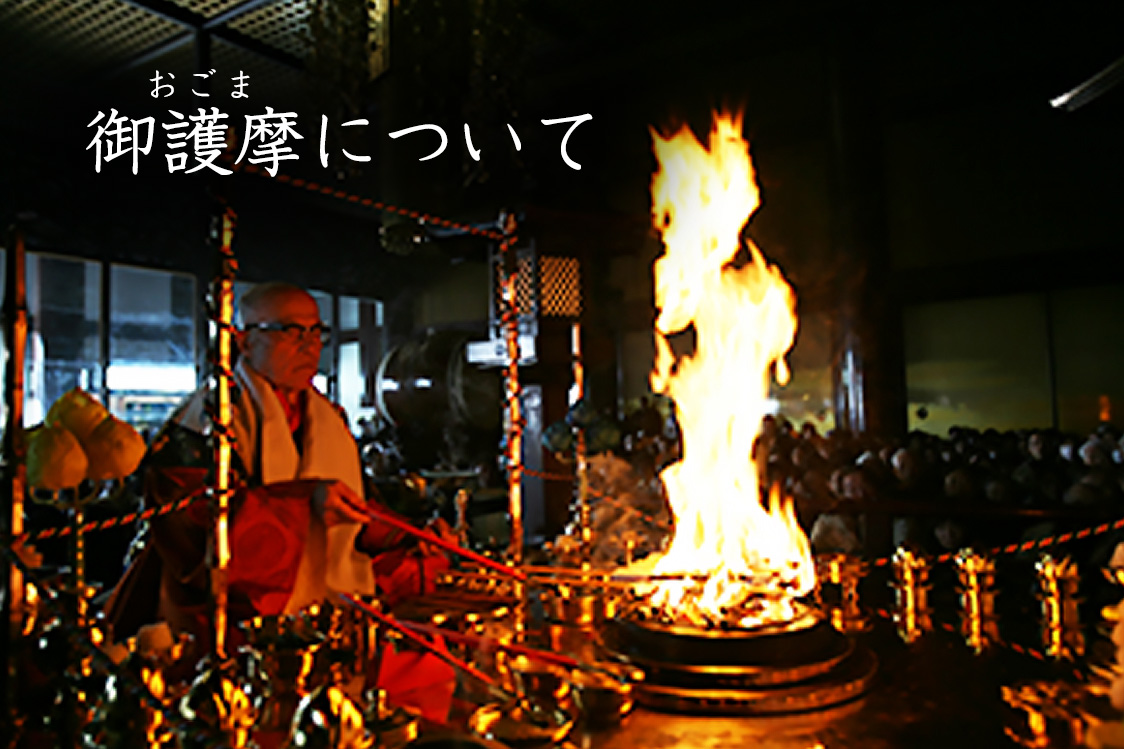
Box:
[618,110,814,631]
[621,566,813,630]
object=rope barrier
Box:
[871,517,1124,568]
[217,154,507,242]
[10,465,1122,567]
[17,489,208,543]
[521,467,1124,565]
[5,466,569,547]
[869,606,1084,680]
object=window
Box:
[338,295,384,435]
[24,253,103,426]
[107,264,197,432]
[4,255,385,435]
[307,288,334,395]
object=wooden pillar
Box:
[827,18,907,439]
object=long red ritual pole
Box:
[340,594,498,688]
[399,620,581,671]
[363,503,526,581]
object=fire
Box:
[631,110,814,628]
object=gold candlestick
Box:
[816,553,869,634]
[1002,681,1086,749]
[240,614,324,736]
[86,624,188,749]
[1036,555,1083,660]
[891,546,932,644]
[954,548,998,654]
[178,659,256,749]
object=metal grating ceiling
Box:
[165,0,253,18]
[0,0,313,95]
[212,36,313,105]
[227,0,311,60]
[1,0,184,76]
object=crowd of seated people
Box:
[611,399,1124,563]
[755,417,1124,559]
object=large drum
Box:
[374,330,502,467]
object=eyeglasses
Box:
[245,321,331,344]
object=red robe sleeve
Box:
[226,484,310,616]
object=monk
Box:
[107,282,451,644]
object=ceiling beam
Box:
[203,0,279,29]
[102,30,194,80]
[110,0,303,75]
[116,0,201,29]
[211,27,303,71]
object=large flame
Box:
[637,111,814,628]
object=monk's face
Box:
[239,289,324,390]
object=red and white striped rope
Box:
[17,489,208,542]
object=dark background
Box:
[3,0,1124,434]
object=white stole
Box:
[179,360,375,613]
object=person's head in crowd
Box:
[891,447,917,486]
[858,450,895,492]
[923,444,941,470]
[944,467,977,502]
[1027,430,1047,462]
[1097,422,1121,443]
[878,444,896,468]
[1079,437,1112,468]
[760,414,778,440]
[791,440,822,473]
[839,467,873,502]
[980,428,1000,457]
[814,434,834,464]
[826,428,858,465]
[237,282,326,391]
[793,467,831,506]
[1059,436,1078,463]
[827,467,846,497]
[934,520,965,551]
[999,430,1021,464]
[984,477,1015,505]
[778,417,795,438]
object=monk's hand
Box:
[313,480,369,526]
